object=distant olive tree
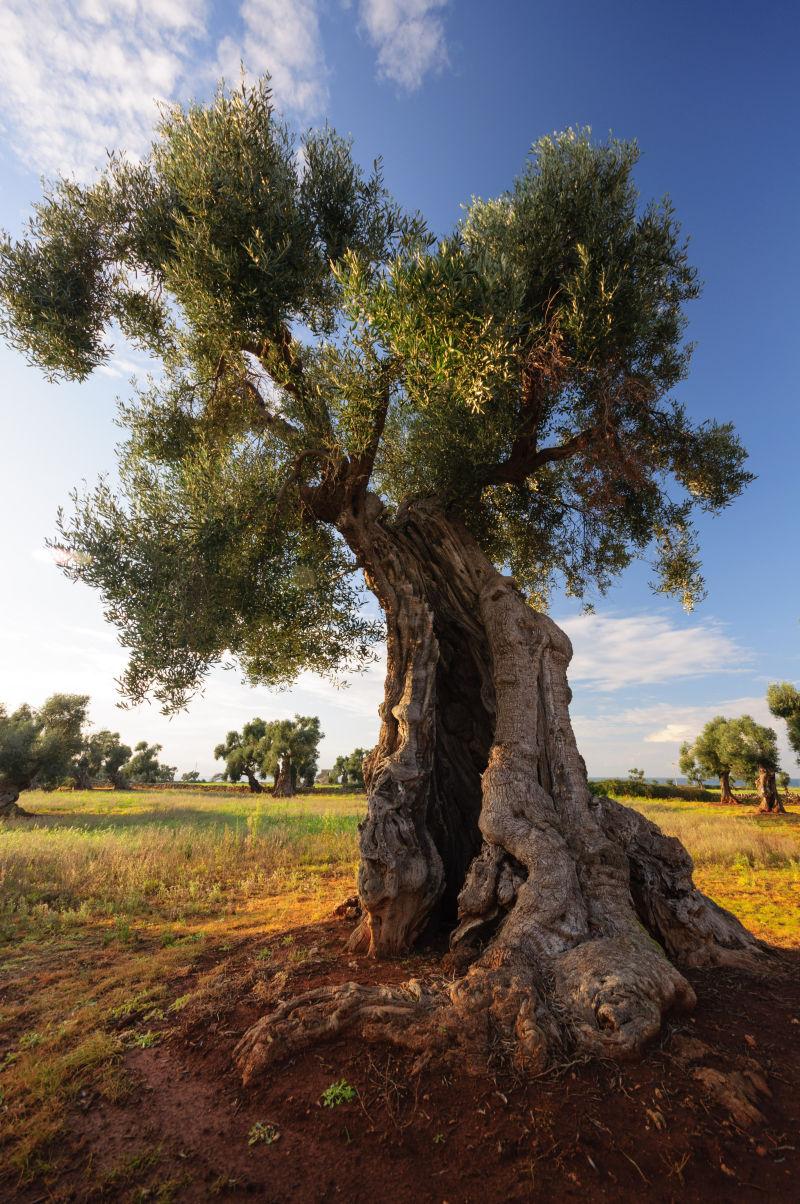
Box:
[333,747,372,789]
[679,716,737,802]
[216,716,322,796]
[680,715,783,811]
[122,741,176,784]
[73,729,132,790]
[725,716,784,814]
[215,719,270,793]
[0,693,89,815]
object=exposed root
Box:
[234,937,699,1087]
[551,935,696,1058]
[234,979,447,1086]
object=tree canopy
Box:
[215,718,271,791]
[332,746,371,788]
[0,80,752,711]
[0,693,89,792]
[215,715,322,792]
[681,714,780,798]
[121,741,176,784]
[72,729,132,789]
[679,716,735,790]
[767,681,800,764]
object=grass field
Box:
[1,787,799,1185]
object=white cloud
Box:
[0,1,454,182]
[560,612,749,692]
[569,694,796,778]
[0,0,209,179]
[644,722,695,744]
[358,0,449,90]
[216,0,328,117]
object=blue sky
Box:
[0,1,798,778]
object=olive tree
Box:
[121,741,176,784]
[333,747,371,788]
[215,719,270,793]
[0,82,762,1079]
[73,729,132,789]
[259,715,322,795]
[0,694,89,814]
[215,715,322,795]
[725,717,783,815]
[679,716,738,803]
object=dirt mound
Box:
[7,916,800,1202]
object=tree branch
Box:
[478,425,600,488]
[240,374,303,445]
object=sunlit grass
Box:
[1,786,798,1185]
[0,790,366,937]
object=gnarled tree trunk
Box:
[273,753,294,798]
[0,786,32,818]
[756,765,785,814]
[720,769,737,804]
[235,496,766,1085]
[245,769,263,794]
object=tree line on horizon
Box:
[0,696,373,808]
[4,683,799,812]
[0,693,176,810]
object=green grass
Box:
[0,789,365,938]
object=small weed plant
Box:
[247,1121,280,1146]
[320,1079,358,1107]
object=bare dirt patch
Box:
[4,913,799,1203]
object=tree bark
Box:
[756,765,785,814]
[719,770,737,804]
[245,770,263,794]
[0,786,32,818]
[273,754,294,798]
[235,496,766,1084]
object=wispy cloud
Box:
[357,0,449,90]
[570,693,795,776]
[216,0,329,117]
[0,2,453,181]
[560,612,749,692]
[0,0,209,179]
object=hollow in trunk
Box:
[234,497,766,1085]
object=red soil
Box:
[10,917,800,1202]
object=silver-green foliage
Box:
[0,82,753,712]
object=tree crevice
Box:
[234,497,766,1085]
